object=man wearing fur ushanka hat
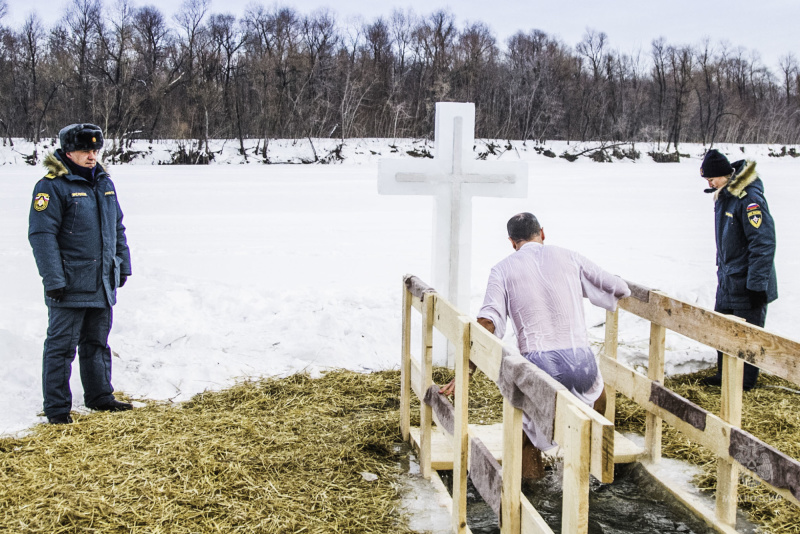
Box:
[700,149,777,391]
[28,124,133,424]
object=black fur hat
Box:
[59,123,104,153]
[700,149,733,178]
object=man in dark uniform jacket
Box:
[700,149,777,391]
[29,123,133,424]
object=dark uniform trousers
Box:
[713,303,766,389]
[43,305,115,417]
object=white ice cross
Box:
[378,102,528,327]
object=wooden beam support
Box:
[720,352,744,428]
[644,323,665,464]
[729,428,800,506]
[619,290,800,384]
[419,292,435,479]
[600,356,728,458]
[453,317,471,534]
[501,399,523,534]
[401,284,412,441]
[520,497,555,534]
[649,382,707,431]
[429,469,475,534]
[410,355,422,400]
[433,296,463,347]
[601,354,800,508]
[469,319,502,382]
[716,351,744,526]
[556,404,591,534]
[603,308,619,425]
[561,390,615,484]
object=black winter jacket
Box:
[713,159,777,308]
[28,150,132,308]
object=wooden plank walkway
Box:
[409,424,643,470]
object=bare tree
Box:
[132,5,176,140]
[665,44,693,151]
[778,53,797,103]
[0,4,799,148]
[17,14,63,144]
[95,0,142,150]
[61,0,101,113]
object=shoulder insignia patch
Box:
[104,191,115,196]
[725,212,733,218]
[747,203,759,211]
[45,173,56,179]
[71,192,88,197]
[33,193,50,211]
[748,210,762,228]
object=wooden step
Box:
[408,424,643,470]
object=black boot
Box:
[48,413,73,425]
[90,399,133,412]
[701,375,722,387]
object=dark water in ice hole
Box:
[438,463,718,534]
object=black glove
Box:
[46,287,65,302]
[747,289,768,308]
[119,275,128,288]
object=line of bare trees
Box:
[1,0,799,155]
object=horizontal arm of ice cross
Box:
[395,172,517,184]
[463,160,529,198]
[377,157,528,197]
[377,158,443,195]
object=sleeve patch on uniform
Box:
[104,191,116,196]
[33,193,50,211]
[748,210,762,228]
[71,192,88,197]
[747,203,760,211]
[725,212,733,218]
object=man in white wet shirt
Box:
[441,212,630,479]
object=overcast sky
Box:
[4,0,797,70]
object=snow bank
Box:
[1,138,798,436]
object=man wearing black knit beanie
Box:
[700,149,777,391]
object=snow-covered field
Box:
[1,139,798,436]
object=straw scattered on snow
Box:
[0,371,416,534]
[5,362,793,533]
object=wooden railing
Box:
[602,282,800,533]
[400,275,614,534]
[401,274,800,534]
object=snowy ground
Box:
[1,139,798,437]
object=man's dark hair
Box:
[507,212,541,242]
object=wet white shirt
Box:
[478,242,630,449]
[478,242,630,355]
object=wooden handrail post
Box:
[420,292,435,479]
[452,317,471,533]
[644,323,666,464]
[501,399,523,534]
[560,404,591,534]
[400,284,412,441]
[603,309,619,423]
[716,351,744,526]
